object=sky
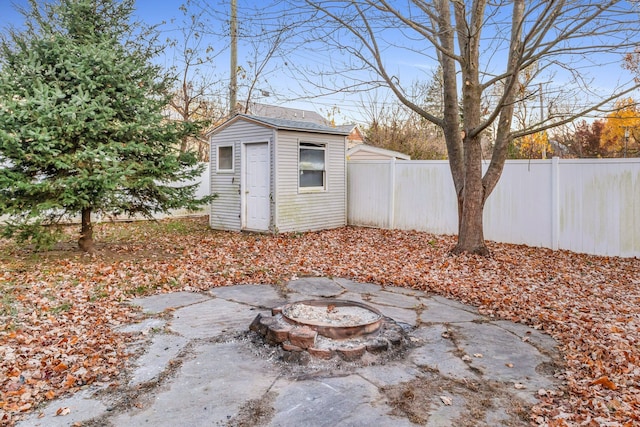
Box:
[0,0,372,123]
[1,0,639,127]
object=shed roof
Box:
[243,102,329,126]
[208,114,350,137]
[347,144,411,160]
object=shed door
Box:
[245,142,270,231]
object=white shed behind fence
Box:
[208,114,349,233]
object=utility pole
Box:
[540,82,546,159]
[229,0,237,116]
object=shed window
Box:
[217,145,234,172]
[299,142,326,190]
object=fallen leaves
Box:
[1,217,640,425]
[55,407,70,416]
[590,376,618,390]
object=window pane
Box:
[300,148,324,171]
[218,146,233,170]
[299,144,325,188]
[300,170,324,187]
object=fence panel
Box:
[0,163,211,224]
[347,158,640,258]
[483,160,555,248]
[347,161,393,228]
[393,161,458,235]
[558,159,640,257]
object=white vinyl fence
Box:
[90,162,211,220]
[347,158,640,258]
[93,162,211,220]
[155,162,210,219]
[0,163,211,224]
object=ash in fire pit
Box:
[284,301,381,327]
[282,299,383,339]
[250,299,408,362]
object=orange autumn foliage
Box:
[600,98,640,156]
[514,130,550,158]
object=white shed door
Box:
[245,142,270,231]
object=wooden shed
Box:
[208,114,349,233]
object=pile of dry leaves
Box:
[1,217,638,425]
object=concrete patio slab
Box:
[366,303,419,326]
[333,277,383,294]
[169,298,262,339]
[17,389,109,427]
[420,299,486,323]
[111,342,279,427]
[268,375,412,427]
[128,334,189,386]
[18,277,562,427]
[367,290,423,309]
[286,277,344,297]
[132,291,210,314]
[208,283,286,309]
[410,325,475,379]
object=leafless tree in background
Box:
[238,14,298,113]
[167,1,227,161]
[302,0,640,255]
[360,78,448,159]
[189,0,302,113]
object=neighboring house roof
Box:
[208,114,350,137]
[242,102,330,126]
[347,144,411,160]
[335,124,357,133]
[336,124,366,147]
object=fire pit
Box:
[281,299,383,339]
[250,299,408,361]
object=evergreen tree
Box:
[0,0,210,252]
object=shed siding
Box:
[210,120,272,231]
[275,131,346,232]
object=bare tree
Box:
[166,1,227,161]
[238,14,297,113]
[189,0,302,112]
[360,91,447,160]
[303,0,640,255]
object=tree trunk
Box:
[180,137,189,153]
[78,207,95,253]
[453,192,489,256]
[452,136,490,256]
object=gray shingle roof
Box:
[244,102,329,126]
[238,114,350,135]
[335,124,357,133]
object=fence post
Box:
[551,156,560,250]
[388,158,396,229]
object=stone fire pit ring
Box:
[250,299,409,362]
[280,299,383,339]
